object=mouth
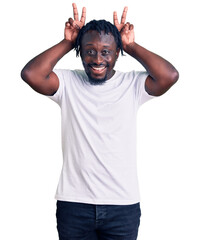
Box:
[89,65,107,74]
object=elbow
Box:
[170,68,179,85]
[163,68,179,91]
[150,69,179,96]
[21,66,36,85]
[21,66,30,83]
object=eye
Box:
[102,50,110,56]
[86,49,96,56]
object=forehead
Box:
[81,30,116,47]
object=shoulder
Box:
[53,69,87,84]
[53,69,84,78]
[48,69,87,103]
[117,70,147,84]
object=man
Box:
[21,3,179,240]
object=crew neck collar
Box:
[104,70,119,84]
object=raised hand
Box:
[64,3,86,44]
[113,7,135,49]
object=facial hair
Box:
[83,63,110,85]
[86,73,107,85]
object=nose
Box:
[93,52,103,65]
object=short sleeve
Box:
[134,71,155,107]
[48,69,66,105]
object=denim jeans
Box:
[56,200,141,240]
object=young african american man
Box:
[21,3,179,240]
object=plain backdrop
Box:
[0,0,199,239]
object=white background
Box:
[0,0,199,239]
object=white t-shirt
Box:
[49,69,154,205]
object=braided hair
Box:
[75,19,124,57]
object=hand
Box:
[64,3,86,45]
[113,7,135,49]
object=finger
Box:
[72,3,79,21]
[66,18,73,27]
[69,17,80,30]
[129,24,134,30]
[125,23,129,31]
[68,18,75,27]
[113,11,119,25]
[80,7,86,24]
[121,23,129,32]
[121,6,128,24]
[65,21,71,27]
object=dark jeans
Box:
[56,200,141,240]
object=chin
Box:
[86,73,107,85]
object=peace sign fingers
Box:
[72,3,86,27]
[113,6,128,31]
[64,3,86,44]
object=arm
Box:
[21,3,86,96]
[113,7,179,96]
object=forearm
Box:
[123,42,178,82]
[21,39,73,79]
[114,8,179,96]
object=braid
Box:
[75,20,124,57]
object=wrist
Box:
[60,39,75,53]
[62,38,74,47]
[123,42,136,54]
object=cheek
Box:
[81,56,90,66]
[107,56,117,66]
[81,54,88,62]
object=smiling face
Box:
[80,30,120,85]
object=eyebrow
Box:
[84,43,111,47]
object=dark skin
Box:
[80,30,120,84]
[113,7,179,96]
[21,3,86,95]
[21,3,179,96]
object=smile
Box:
[90,66,106,74]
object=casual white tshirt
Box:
[49,69,154,205]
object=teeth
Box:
[92,66,106,71]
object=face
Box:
[80,30,120,85]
